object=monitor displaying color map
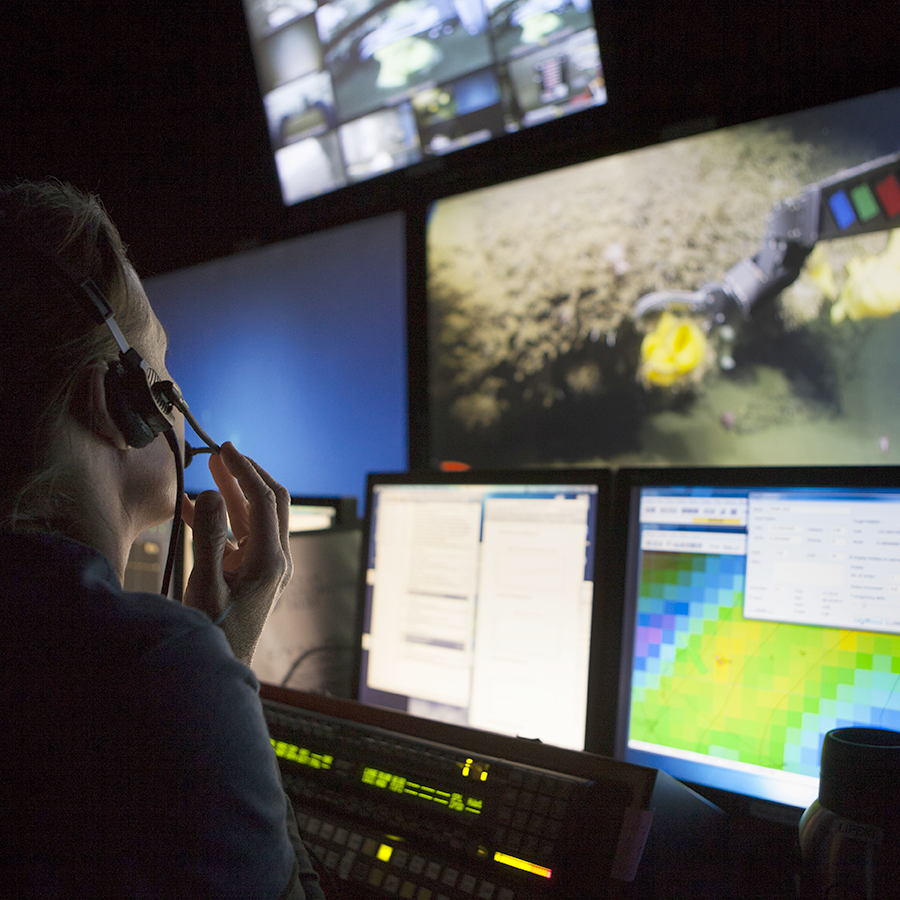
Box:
[611,467,900,814]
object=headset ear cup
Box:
[104,360,156,449]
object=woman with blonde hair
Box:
[0,180,324,899]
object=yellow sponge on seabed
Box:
[831,229,900,323]
[639,311,708,387]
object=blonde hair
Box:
[0,180,150,531]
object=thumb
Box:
[183,490,230,622]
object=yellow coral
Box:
[639,311,707,387]
[805,245,837,299]
[831,229,900,323]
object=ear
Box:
[71,363,130,450]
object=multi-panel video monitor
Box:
[241,0,607,205]
[611,466,900,814]
[355,469,612,752]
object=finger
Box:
[181,493,196,531]
[216,443,284,577]
[183,490,230,619]
[208,445,251,540]
[246,456,293,583]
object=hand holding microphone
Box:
[181,442,293,665]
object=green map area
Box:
[629,551,900,775]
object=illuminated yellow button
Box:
[493,851,552,879]
[377,844,393,863]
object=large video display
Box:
[145,212,408,504]
[426,87,900,470]
[242,0,607,205]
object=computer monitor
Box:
[422,86,900,472]
[610,466,900,817]
[355,468,612,751]
[144,210,407,507]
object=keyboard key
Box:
[424,861,441,880]
[523,773,541,792]
[351,858,370,881]
[338,850,356,880]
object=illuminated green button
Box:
[850,183,881,221]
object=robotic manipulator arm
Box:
[632,149,900,327]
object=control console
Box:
[261,686,724,899]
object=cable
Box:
[162,429,185,598]
[280,644,356,688]
[183,443,214,467]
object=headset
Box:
[0,207,220,594]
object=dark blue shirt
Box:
[0,532,323,899]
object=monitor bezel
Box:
[353,467,616,753]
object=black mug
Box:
[797,727,900,899]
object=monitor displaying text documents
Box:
[356,470,612,751]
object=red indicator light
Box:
[874,174,900,219]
